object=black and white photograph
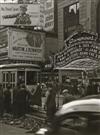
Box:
[0,0,100,135]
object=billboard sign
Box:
[0,3,40,26]
[0,29,8,58]
[8,28,45,61]
[44,0,54,31]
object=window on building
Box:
[63,2,79,39]
[26,71,37,85]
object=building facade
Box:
[58,0,100,50]
[56,0,100,83]
[0,0,58,86]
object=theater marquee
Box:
[55,31,100,68]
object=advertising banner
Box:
[40,0,45,27]
[9,28,45,61]
[0,29,8,59]
[44,0,54,31]
[0,3,40,26]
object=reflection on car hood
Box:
[56,99,100,116]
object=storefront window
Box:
[13,73,15,82]
[3,73,5,82]
[6,73,9,82]
[17,71,25,84]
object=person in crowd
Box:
[62,89,76,104]
[45,83,56,122]
[77,83,86,97]
[17,84,30,117]
[64,78,74,95]
[92,82,99,95]
[31,83,42,108]
[13,83,21,118]
[71,80,81,96]
[0,84,4,117]
[86,81,99,96]
[4,84,11,113]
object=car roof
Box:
[56,99,100,116]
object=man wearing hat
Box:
[62,89,75,104]
[14,4,31,25]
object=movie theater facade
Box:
[55,0,100,83]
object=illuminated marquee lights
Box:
[0,0,18,3]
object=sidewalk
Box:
[28,94,64,122]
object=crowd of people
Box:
[61,79,100,105]
[0,81,58,121]
[0,83,46,118]
[0,79,100,123]
[0,83,31,118]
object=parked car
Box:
[36,99,100,135]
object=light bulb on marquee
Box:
[0,0,18,3]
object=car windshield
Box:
[61,115,88,129]
[53,112,100,135]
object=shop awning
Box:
[56,59,100,71]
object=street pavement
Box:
[0,123,33,135]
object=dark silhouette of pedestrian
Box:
[13,84,20,118]
[45,84,56,122]
[86,81,98,96]
[17,84,30,117]
[92,82,99,95]
[0,84,4,117]
[4,84,11,113]
[31,83,42,107]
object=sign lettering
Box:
[55,31,100,67]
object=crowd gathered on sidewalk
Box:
[0,78,100,122]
